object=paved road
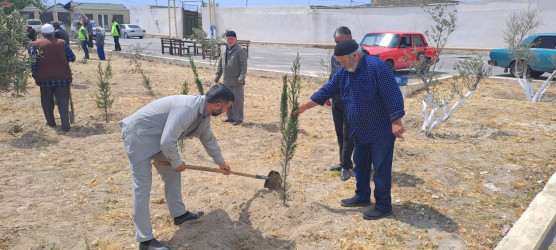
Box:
[108,37,517,81]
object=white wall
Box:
[201,0,556,49]
[130,6,184,38]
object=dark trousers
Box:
[226,84,244,122]
[332,100,354,169]
[353,134,396,212]
[113,36,121,51]
[81,40,89,59]
[40,85,71,131]
[97,46,105,60]
[88,37,93,48]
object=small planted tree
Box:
[181,80,189,95]
[188,55,205,95]
[279,53,301,204]
[140,70,155,96]
[504,9,555,102]
[95,60,114,123]
[0,5,33,96]
[127,43,148,72]
[402,4,490,136]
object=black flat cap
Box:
[225,30,237,37]
[334,39,358,56]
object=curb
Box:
[495,172,556,250]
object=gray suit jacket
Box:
[119,95,224,168]
[214,43,247,87]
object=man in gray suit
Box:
[214,30,248,126]
[119,84,234,250]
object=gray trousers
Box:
[129,152,187,242]
[226,84,244,122]
[40,85,70,131]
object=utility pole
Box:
[53,0,59,21]
[174,0,178,38]
[168,0,172,37]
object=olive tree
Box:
[0,4,33,96]
[504,9,555,102]
[403,4,491,136]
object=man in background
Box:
[95,27,105,60]
[53,21,69,45]
[76,22,89,59]
[111,18,121,51]
[214,30,248,126]
[31,24,76,132]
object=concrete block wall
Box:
[201,0,556,49]
[130,6,184,38]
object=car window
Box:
[122,25,128,29]
[399,35,411,48]
[90,21,99,28]
[27,20,41,25]
[413,35,425,47]
[535,36,556,49]
[128,25,140,28]
[360,33,399,48]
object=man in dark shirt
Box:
[53,21,69,45]
[295,40,405,220]
[26,26,36,55]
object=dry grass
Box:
[0,55,554,249]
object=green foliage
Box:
[1,0,46,14]
[0,7,33,96]
[188,27,207,42]
[279,53,301,204]
[95,60,114,123]
[141,70,155,96]
[127,43,147,72]
[188,55,204,95]
[181,80,189,95]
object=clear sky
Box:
[50,0,482,10]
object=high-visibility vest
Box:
[78,26,88,41]
[111,21,119,36]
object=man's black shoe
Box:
[222,119,233,123]
[340,168,351,181]
[362,208,393,220]
[174,211,204,225]
[340,197,371,207]
[232,120,242,126]
[139,238,170,250]
[329,164,341,171]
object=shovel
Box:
[151,160,282,190]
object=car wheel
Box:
[385,60,394,72]
[124,33,128,38]
[509,61,526,77]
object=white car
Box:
[120,24,146,39]
[26,19,42,33]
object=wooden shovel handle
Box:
[152,159,258,179]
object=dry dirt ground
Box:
[1,54,555,250]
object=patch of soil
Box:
[0,55,554,249]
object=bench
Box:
[201,39,251,60]
[160,38,199,57]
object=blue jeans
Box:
[353,134,396,212]
[97,46,105,60]
[81,40,89,58]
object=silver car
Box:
[120,24,146,39]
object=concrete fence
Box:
[201,0,555,49]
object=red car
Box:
[360,31,439,72]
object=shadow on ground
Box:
[169,190,295,249]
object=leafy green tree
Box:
[279,53,301,204]
[0,5,33,96]
[1,0,46,14]
[95,60,114,123]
